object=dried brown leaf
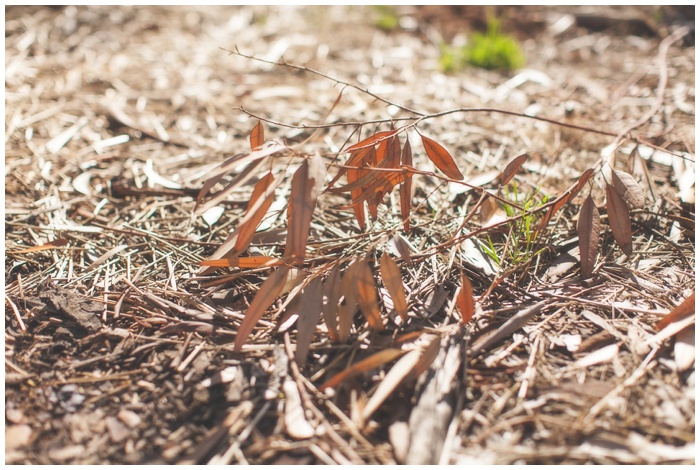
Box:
[612,170,645,209]
[199,256,282,269]
[338,261,359,342]
[12,238,69,254]
[400,139,413,231]
[577,194,600,279]
[322,264,341,342]
[354,259,385,331]
[249,120,264,150]
[379,253,408,322]
[319,348,404,391]
[346,130,398,153]
[455,272,475,324]
[656,292,695,331]
[233,267,290,352]
[362,335,441,422]
[284,154,326,266]
[500,153,527,187]
[605,183,633,256]
[233,172,276,252]
[418,132,464,180]
[294,277,324,366]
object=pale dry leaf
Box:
[379,253,408,321]
[573,343,620,369]
[284,154,327,266]
[294,277,324,366]
[612,170,645,209]
[673,324,694,372]
[577,194,600,279]
[283,377,315,439]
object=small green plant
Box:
[373,5,400,32]
[484,182,548,269]
[439,16,525,72]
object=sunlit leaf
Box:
[605,183,633,256]
[500,153,527,187]
[656,292,695,331]
[418,132,464,180]
[379,253,408,322]
[612,170,645,209]
[199,256,282,269]
[284,154,326,266]
[576,194,600,279]
[233,172,276,252]
[234,267,290,352]
[354,259,384,331]
[455,272,475,324]
[249,120,264,150]
[319,348,404,391]
[12,238,69,254]
[345,130,398,152]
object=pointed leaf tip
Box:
[418,132,464,180]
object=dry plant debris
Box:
[4,5,695,465]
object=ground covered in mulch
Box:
[4,5,695,464]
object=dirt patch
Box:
[5,5,695,464]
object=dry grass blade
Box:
[400,139,413,231]
[612,170,645,209]
[322,264,341,342]
[655,292,695,331]
[294,277,324,366]
[284,154,327,266]
[354,259,385,332]
[379,253,408,322]
[605,183,633,256]
[455,272,475,324]
[249,120,264,150]
[418,132,464,180]
[499,153,527,187]
[362,335,441,422]
[319,348,404,391]
[577,194,600,279]
[233,267,290,352]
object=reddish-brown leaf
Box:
[656,292,695,331]
[326,146,373,191]
[605,183,633,256]
[233,172,276,252]
[418,132,464,180]
[354,259,384,331]
[294,277,324,366]
[249,120,264,150]
[577,194,600,279]
[199,256,282,269]
[345,130,398,153]
[500,153,527,187]
[612,170,645,209]
[400,139,413,231]
[12,238,69,254]
[234,267,290,352]
[379,253,408,322]
[455,272,475,324]
[319,348,404,391]
[322,264,341,342]
[565,168,595,204]
[284,154,326,266]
